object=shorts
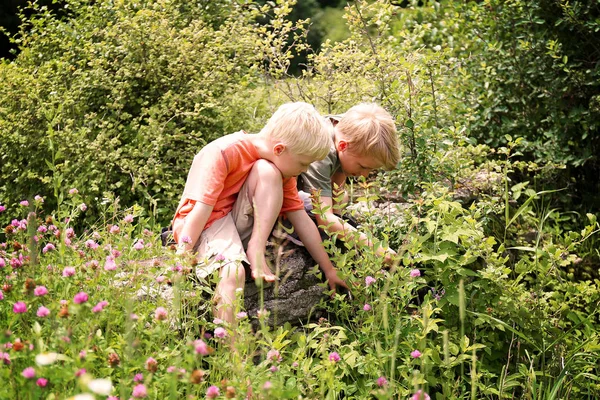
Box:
[174,180,255,279]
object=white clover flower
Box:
[88,379,113,396]
[68,394,95,400]
[35,352,59,366]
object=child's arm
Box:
[285,210,349,292]
[177,201,214,253]
[314,196,396,265]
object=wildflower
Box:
[79,203,87,212]
[130,313,139,321]
[62,267,76,277]
[263,381,272,390]
[411,349,422,358]
[123,214,134,223]
[85,240,99,250]
[88,379,113,396]
[20,200,29,207]
[214,253,226,262]
[213,318,224,325]
[36,377,48,387]
[0,258,5,268]
[34,286,48,296]
[181,235,192,244]
[108,353,120,367]
[226,386,236,398]
[104,255,117,271]
[329,352,341,362]
[132,383,147,398]
[269,365,278,372]
[42,243,55,254]
[73,292,89,304]
[34,195,44,203]
[0,205,5,212]
[70,394,95,400]
[10,256,23,269]
[292,361,299,368]
[257,308,270,319]
[37,306,50,318]
[133,373,144,382]
[107,397,119,400]
[66,228,75,238]
[206,386,220,398]
[410,269,421,278]
[0,352,10,365]
[363,303,372,311]
[92,300,108,313]
[411,390,430,400]
[0,290,3,301]
[155,307,168,321]
[109,225,120,234]
[267,349,282,363]
[133,240,144,250]
[156,275,166,283]
[194,340,211,356]
[22,367,35,379]
[13,301,27,314]
[69,188,79,195]
[75,368,87,377]
[365,276,376,287]
[145,357,158,373]
[431,287,445,301]
[236,311,247,319]
[190,369,205,384]
[79,350,87,360]
[214,327,227,338]
[377,376,388,387]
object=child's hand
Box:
[325,270,350,295]
[375,246,397,267]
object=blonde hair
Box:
[259,102,332,160]
[336,103,400,170]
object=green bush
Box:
[0,0,300,227]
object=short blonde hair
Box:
[259,102,332,160]
[336,103,400,170]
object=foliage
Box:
[392,0,600,211]
[0,0,300,228]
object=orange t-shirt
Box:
[172,131,304,241]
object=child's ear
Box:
[337,140,348,152]
[273,143,286,156]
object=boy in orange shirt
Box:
[172,102,348,324]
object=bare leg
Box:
[244,160,283,282]
[214,262,245,325]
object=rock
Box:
[127,243,329,327]
[243,241,328,326]
[453,170,502,204]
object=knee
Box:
[219,263,246,287]
[251,160,282,187]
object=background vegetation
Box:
[1,0,599,398]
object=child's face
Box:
[272,144,317,178]
[338,143,382,178]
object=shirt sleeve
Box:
[281,177,305,213]
[181,147,228,206]
[297,149,336,197]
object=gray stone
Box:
[243,241,328,326]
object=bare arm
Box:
[285,210,348,291]
[177,201,214,253]
[314,195,396,264]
